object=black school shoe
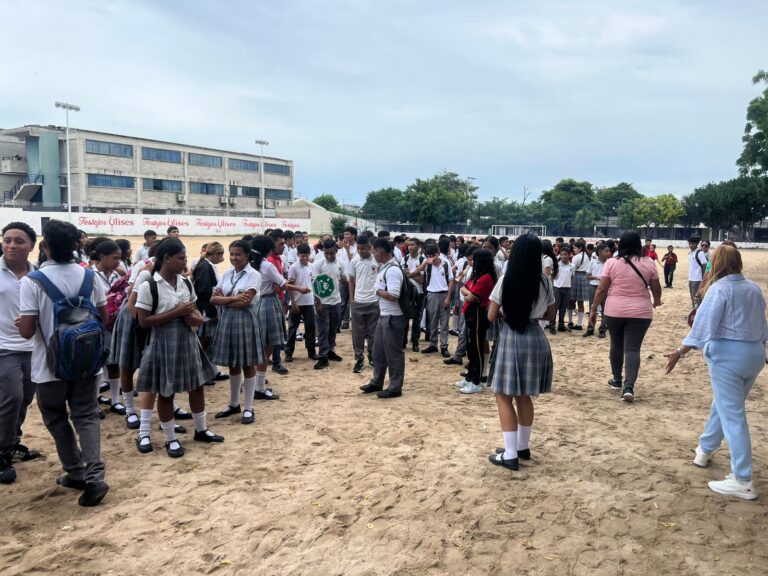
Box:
[241,409,255,425]
[164,441,184,458]
[213,372,229,381]
[598,329,607,339]
[174,407,194,420]
[11,444,41,462]
[440,348,450,358]
[412,344,420,353]
[0,456,16,484]
[57,474,87,490]
[488,452,519,471]
[377,389,402,399]
[421,345,438,354]
[582,327,595,338]
[314,358,329,370]
[353,359,364,373]
[495,447,531,460]
[360,383,383,394]
[608,378,623,391]
[328,351,343,362]
[272,363,289,375]
[194,429,224,443]
[284,353,293,363]
[443,357,462,365]
[78,481,110,507]
[253,388,280,401]
[215,405,241,419]
[136,436,154,454]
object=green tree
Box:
[653,194,686,227]
[472,197,525,227]
[538,179,595,234]
[313,194,342,212]
[595,182,643,217]
[330,215,348,237]
[737,70,768,178]
[406,171,477,231]
[617,197,656,229]
[573,207,599,235]
[522,201,564,235]
[362,187,405,222]
[684,177,768,233]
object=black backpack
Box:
[425,260,450,286]
[383,264,418,318]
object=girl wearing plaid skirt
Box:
[487,234,556,472]
[210,241,264,424]
[250,235,311,401]
[569,241,590,330]
[134,238,223,458]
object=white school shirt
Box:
[688,249,709,282]
[572,252,590,273]
[94,268,120,292]
[426,256,454,293]
[553,263,574,288]
[0,257,35,352]
[287,261,315,306]
[586,259,605,286]
[217,266,260,307]
[136,244,151,262]
[136,272,197,315]
[541,255,554,275]
[403,254,425,295]
[349,254,379,304]
[375,259,404,317]
[133,269,152,289]
[394,246,404,264]
[283,246,298,272]
[337,244,357,277]
[129,258,154,285]
[490,275,555,320]
[460,265,473,303]
[312,257,344,305]
[256,260,286,296]
[19,262,107,383]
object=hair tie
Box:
[251,249,261,256]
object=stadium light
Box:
[55,101,80,214]
[255,139,269,219]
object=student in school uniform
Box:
[402,238,426,352]
[540,240,558,331]
[209,240,264,425]
[349,237,380,373]
[569,241,591,330]
[18,220,109,506]
[661,245,678,288]
[115,239,132,277]
[552,246,574,333]
[0,222,42,485]
[487,234,556,472]
[456,249,497,395]
[134,237,223,458]
[337,226,358,330]
[92,240,127,417]
[444,244,478,367]
[583,245,611,338]
[359,238,408,399]
[135,229,157,262]
[285,243,317,362]
[192,242,228,384]
[267,230,290,375]
[312,238,346,369]
[688,237,709,307]
[418,242,454,357]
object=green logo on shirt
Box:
[313,274,335,299]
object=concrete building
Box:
[0,125,293,216]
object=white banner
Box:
[0,208,310,236]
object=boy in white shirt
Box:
[285,243,317,362]
[552,246,574,333]
[584,245,610,338]
[349,237,380,373]
[312,239,345,369]
[417,242,454,356]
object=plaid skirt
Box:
[486,318,501,342]
[197,318,218,341]
[107,305,143,370]
[488,320,553,397]
[136,318,217,396]
[572,271,590,301]
[208,306,264,368]
[256,293,287,347]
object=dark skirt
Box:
[489,320,553,397]
[136,318,217,396]
[572,271,590,301]
[208,306,264,367]
[256,293,287,347]
[108,305,143,370]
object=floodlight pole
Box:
[55,101,80,214]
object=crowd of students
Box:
[0,220,764,505]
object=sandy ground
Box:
[1,237,767,576]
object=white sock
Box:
[518,425,532,451]
[109,377,121,405]
[482,354,490,378]
[503,431,518,460]
[229,372,243,407]
[243,376,257,411]
[173,399,180,412]
[160,419,177,443]
[192,411,207,433]
[568,309,573,323]
[255,371,267,392]
[577,312,584,326]
[123,391,136,415]
[139,409,153,438]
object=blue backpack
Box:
[28,268,106,382]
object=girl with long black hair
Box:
[486,235,556,471]
[457,249,497,394]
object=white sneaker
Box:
[455,379,470,388]
[708,474,758,500]
[693,446,712,468]
[459,382,485,394]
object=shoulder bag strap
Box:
[624,257,649,289]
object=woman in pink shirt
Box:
[589,231,662,402]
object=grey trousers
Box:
[0,350,34,456]
[371,315,408,392]
[426,291,450,349]
[36,376,105,483]
[453,319,467,360]
[351,301,380,362]
[317,302,341,359]
[689,281,701,305]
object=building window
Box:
[87,174,135,188]
[265,188,292,201]
[264,163,291,176]
[228,158,259,172]
[85,139,133,158]
[142,178,182,192]
[189,153,222,168]
[232,185,260,197]
[190,182,224,196]
[142,147,182,163]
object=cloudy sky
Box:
[2,0,767,204]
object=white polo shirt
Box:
[19,261,107,383]
[349,254,379,304]
[688,249,709,282]
[217,266,260,306]
[426,255,454,293]
[312,257,344,305]
[0,257,35,352]
[403,254,425,295]
[136,272,196,314]
[287,261,315,306]
[375,260,403,317]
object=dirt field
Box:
[1,237,766,576]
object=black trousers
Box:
[605,316,652,388]
[465,304,489,385]
[286,305,317,357]
[554,286,571,326]
[664,264,675,288]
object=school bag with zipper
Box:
[28,267,106,381]
[383,263,419,318]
